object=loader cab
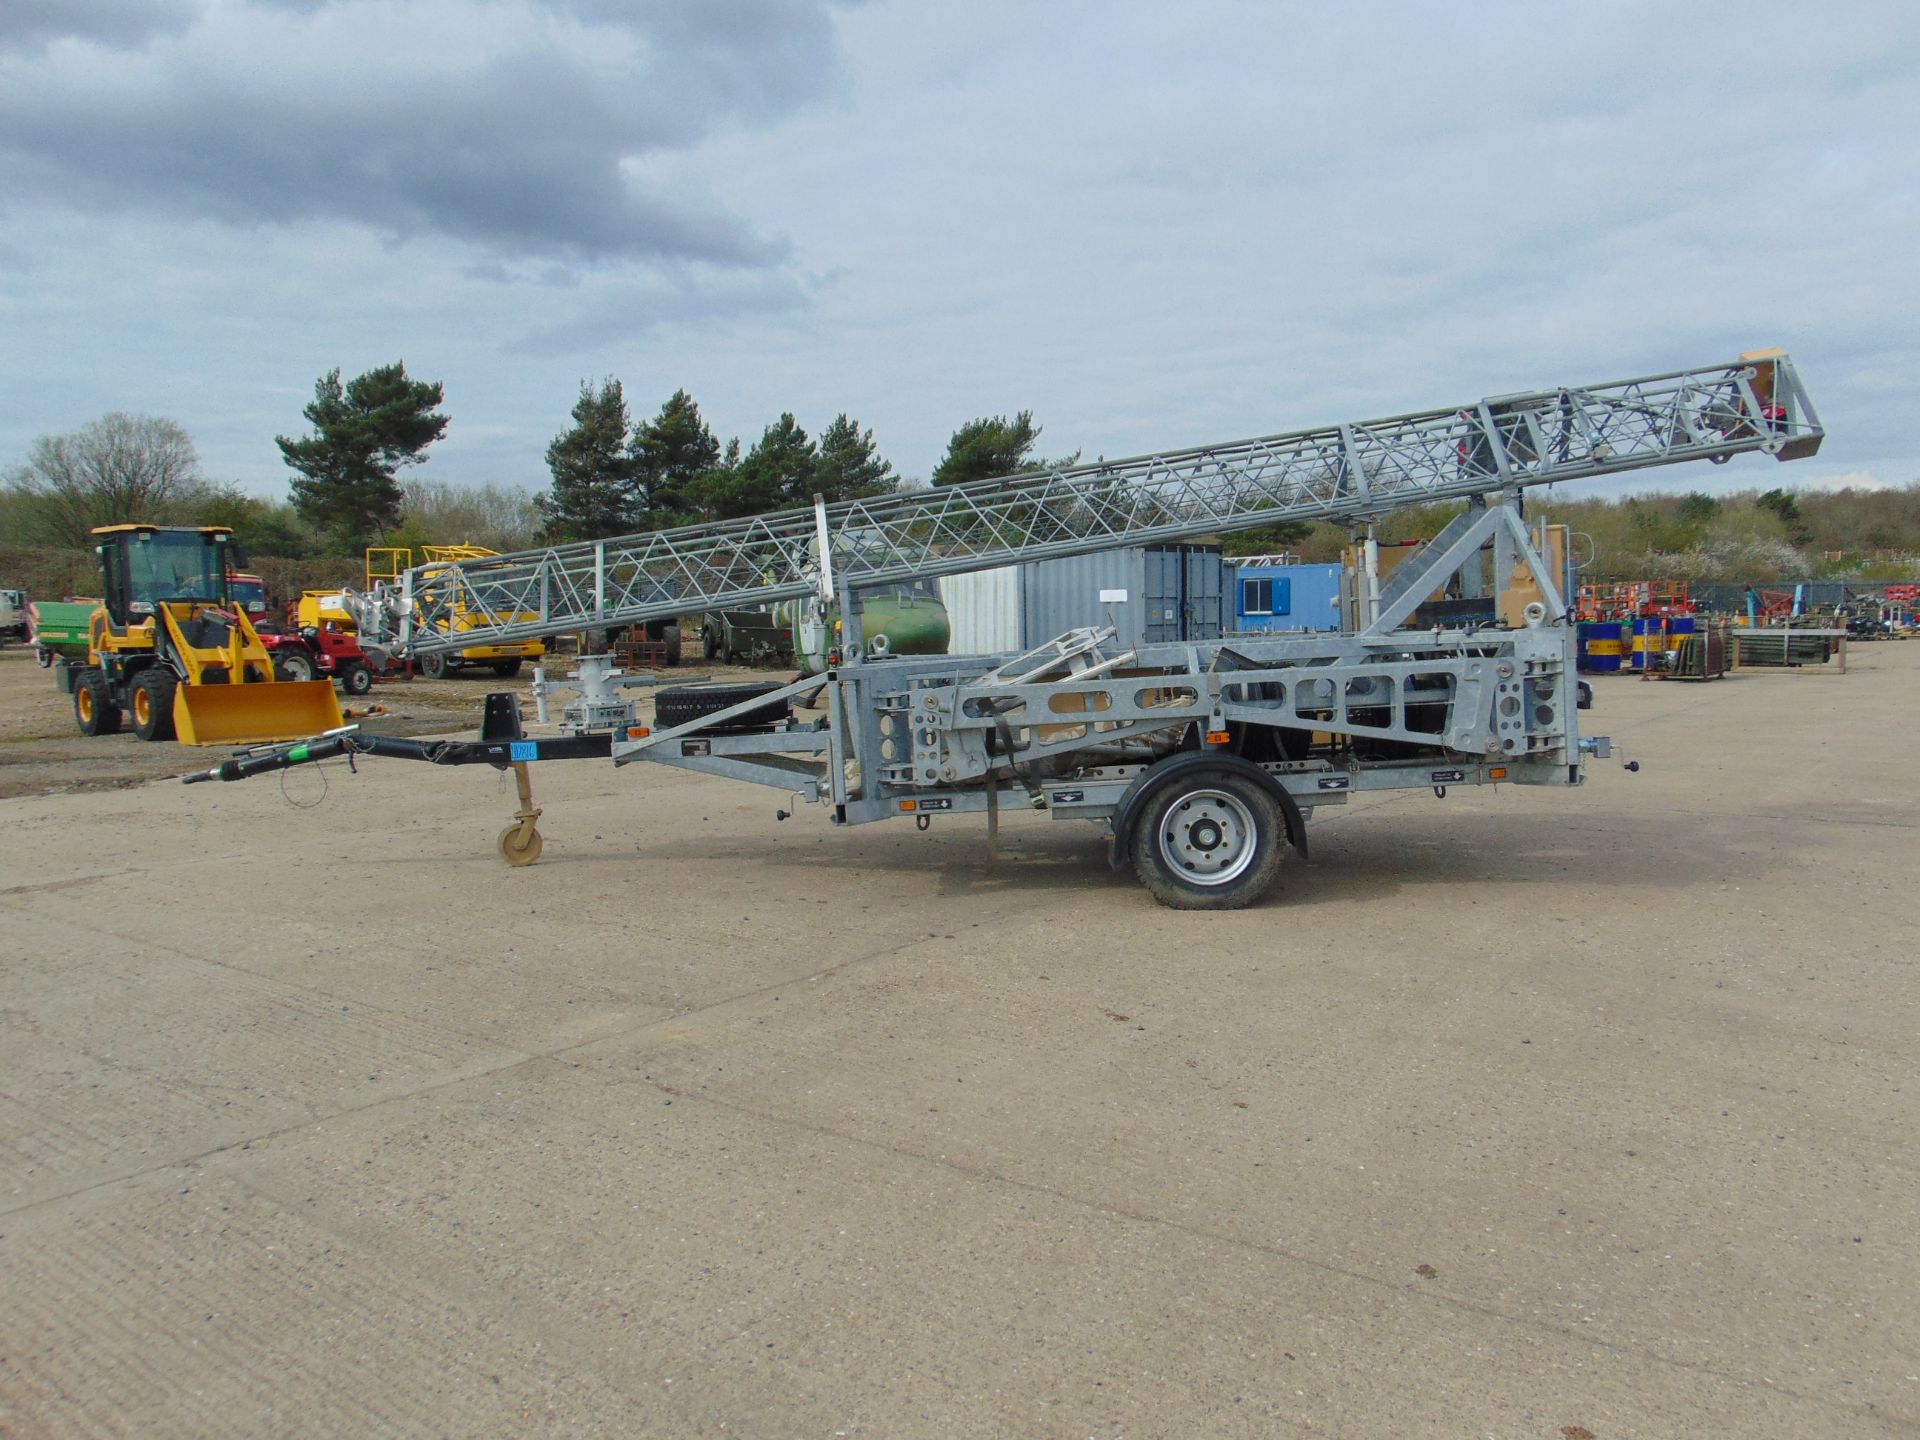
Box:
[94,525,245,626]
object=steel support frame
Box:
[605,486,1592,826]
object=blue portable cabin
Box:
[1231,558,1343,633]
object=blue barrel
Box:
[1630,616,1662,669]
[1581,621,1623,672]
[1665,615,1697,650]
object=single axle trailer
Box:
[184,351,1820,908]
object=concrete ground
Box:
[0,642,1915,1437]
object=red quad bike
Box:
[260,622,377,697]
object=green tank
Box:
[784,580,951,675]
[28,599,97,663]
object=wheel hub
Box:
[1159,788,1258,886]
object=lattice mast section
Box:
[385,354,1820,653]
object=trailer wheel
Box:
[1130,771,1285,910]
[489,659,523,679]
[498,823,544,866]
[653,681,790,733]
[275,648,316,683]
[131,668,178,742]
[338,660,375,696]
[74,668,122,736]
[704,623,728,664]
[419,651,448,680]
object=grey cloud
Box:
[511,267,810,355]
[0,0,196,52]
[0,0,849,265]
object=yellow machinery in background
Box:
[68,525,344,746]
[366,545,546,679]
[293,588,355,630]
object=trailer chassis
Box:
[185,494,1613,907]
[603,493,1608,906]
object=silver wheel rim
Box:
[1157,787,1258,886]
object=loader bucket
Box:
[173,679,345,748]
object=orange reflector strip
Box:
[899,800,917,811]
[1489,766,1507,779]
[626,725,650,739]
[1205,730,1231,745]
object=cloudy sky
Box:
[2,0,1916,506]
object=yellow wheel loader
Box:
[367,545,547,679]
[68,525,344,746]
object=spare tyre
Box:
[653,681,790,733]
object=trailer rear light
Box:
[899,800,916,811]
[1205,730,1231,745]
[626,725,650,739]
[1489,766,1507,779]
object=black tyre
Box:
[662,624,682,666]
[275,647,317,683]
[338,660,375,696]
[73,668,122,737]
[418,651,449,680]
[131,667,178,741]
[490,659,523,679]
[1130,771,1286,911]
[652,681,790,733]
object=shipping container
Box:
[937,546,1229,654]
[1021,545,1226,651]
[1230,561,1343,633]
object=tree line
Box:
[5,359,1917,583]
[0,358,1060,559]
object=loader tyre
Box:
[418,651,449,680]
[1130,771,1285,911]
[338,660,375,696]
[74,668,123,737]
[275,648,316,683]
[652,681,789,733]
[131,668,178,741]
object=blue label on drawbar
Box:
[510,741,537,761]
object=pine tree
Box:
[538,379,640,542]
[633,389,721,526]
[814,414,895,503]
[278,362,448,548]
[931,411,1043,487]
[697,414,816,519]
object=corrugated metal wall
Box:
[937,566,1022,653]
[939,547,1232,653]
[1022,546,1227,650]
[1022,551,1141,648]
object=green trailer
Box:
[29,599,96,668]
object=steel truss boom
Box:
[382,352,1819,654]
